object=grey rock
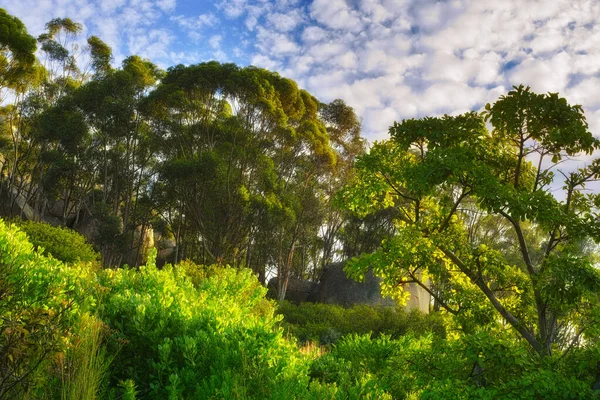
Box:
[267,276,318,304]
[306,262,396,307]
[269,261,431,313]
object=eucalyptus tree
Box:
[0,9,42,217]
[0,8,37,95]
[342,86,600,359]
[317,99,365,272]
[55,56,163,266]
[0,13,115,224]
[143,62,337,296]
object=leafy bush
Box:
[14,219,99,263]
[310,332,600,399]
[0,222,382,399]
[2,218,596,399]
[277,300,446,345]
[0,219,97,398]
[96,256,321,399]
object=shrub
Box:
[14,219,99,263]
[0,219,97,398]
[277,301,446,345]
[59,313,112,400]
[97,257,318,399]
[310,332,600,400]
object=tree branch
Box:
[438,188,470,232]
[438,244,546,356]
[498,209,535,276]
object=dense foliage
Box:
[3,217,600,398]
[12,219,99,263]
[0,220,308,398]
[277,301,445,345]
[0,219,95,399]
[311,332,599,399]
[342,86,600,359]
[0,10,366,301]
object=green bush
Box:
[2,218,596,399]
[0,222,381,399]
[310,332,600,399]
[96,256,319,399]
[277,301,446,345]
[0,219,98,398]
[14,219,99,263]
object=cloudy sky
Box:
[3,0,600,144]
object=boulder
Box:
[268,261,431,313]
[267,276,318,304]
[306,262,396,307]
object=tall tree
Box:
[342,86,600,358]
[0,9,43,218]
[143,62,338,297]
[318,99,365,272]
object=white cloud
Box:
[172,13,218,30]
[156,0,175,13]
[255,27,300,57]
[127,28,173,60]
[508,51,572,93]
[251,54,279,70]
[217,0,249,18]
[209,35,222,50]
[302,26,328,43]
[310,0,363,32]
[3,0,600,144]
[266,11,303,32]
[244,0,600,141]
[566,77,600,109]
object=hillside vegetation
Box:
[1,9,600,399]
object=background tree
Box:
[143,62,342,299]
[317,99,365,273]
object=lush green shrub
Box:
[0,222,380,399]
[2,218,596,399]
[0,219,98,398]
[310,332,600,399]
[96,255,318,398]
[14,219,99,263]
[277,300,446,344]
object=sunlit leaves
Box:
[87,35,112,76]
[341,86,600,359]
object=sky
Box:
[3,0,600,148]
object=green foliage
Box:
[59,313,112,400]
[1,217,598,399]
[277,301,445,345]
[96,260,312,398]
[87,35,112,75]
[0,219,97,398]
[0,9,36,64]
[14,219,99,263]
[0,8,37,88]
[1,10,599,396]
[311,332,599,399]
[341,86,600,360]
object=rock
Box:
[267,261,431,313]
[267,276,318,304]
[306,262,396,307]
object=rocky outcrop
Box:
[267,276,318,304]
[270,261,431,313]
[306,262,396,307]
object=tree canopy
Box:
[342,85,600,358]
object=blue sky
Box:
[3,0,600,148]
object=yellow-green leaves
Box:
[341,87,600,359]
